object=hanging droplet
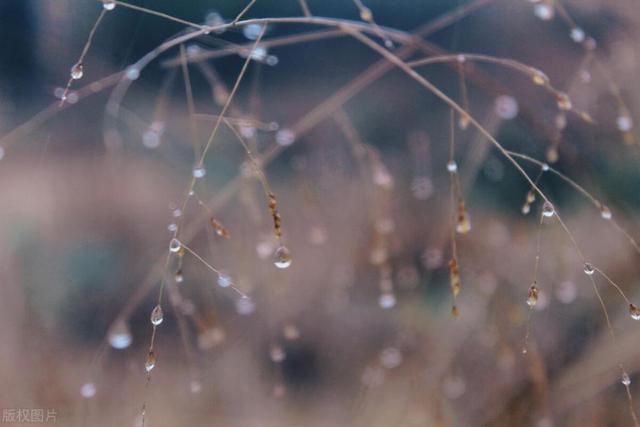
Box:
[108,319,132,349]
[359,7,373,21]
[526,190,536,204]
[521,203,531,215]
[283,324,300,340]
[622,373,632,386]
[275,129,295,146]
[451,305,460,317]
[570,27,585,43]
[556,92,572,111]
[456,210,471,234]
[102,0,116,10]
[70,63,84,80]
[600,205,612,220]
[583,262,595,276]
[526,284,539,307]
[145,351,156,373]
[378,292,396,309]
[150,305,164,326]
[217,273,231,288]
[372,163,394,188]
[629,304,640,320]
[617,115,634,132]
[494,95,519,120]
[531,70,549,86]
[192,166,206,178]
[533,3,554,21]
[270,345,286,363]
[80,382,96,399]
[174,269,184,283]
[542,201,555,218]
[169,238,181,253]
[458,114,470,130]
[546,146,558,163]
[446,160,458,173]
[274,245,292,269]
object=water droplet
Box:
[526,190,536,204]
[236,297,256,315]
[451,304,460,317]
[600,205,612,220]
[142,129,161,149]
[534,3,554,20]
[531,70,549,86]
[622,373,632,386]
[583,262,595,276]
[172,208,182,218]
[411,176,434,200]
[630,303,640,320]
[150,305,164,326]
[556,92,572,111]
[521,203,531,215]
[70,63,84,80]
[378,292,396,309]
[446,160,458,173]
[359,6,373,21]
[274,246,292,269]
[266,55,279,66]
[217,273,231,288]
[555,280,577,304]
[102,0,116,10]
[494,95,519,120]
[197,327,226,349]
[542,201,555,218]
[283,324,300,340]
[458,113,470,130]
[190,379,202,393]
[270,345,286,362]
[546,147,558,163]
[192,166,206,178]
[80,382,96,398]
[125,66,140,80]
[204,11,225,32]
[456,211,471,234]
[373,164,394,188]
[108,320,132,349]
[275,128,295,146]
[570,27,585,43]
[243,23,264,40]
[379,347,403,369]
[145,352,156,373]
[174,269,184,283]
[617,115,633,132]
[169,238,181,253]
[527,284,539,307]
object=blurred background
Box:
[2,0,640,426]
